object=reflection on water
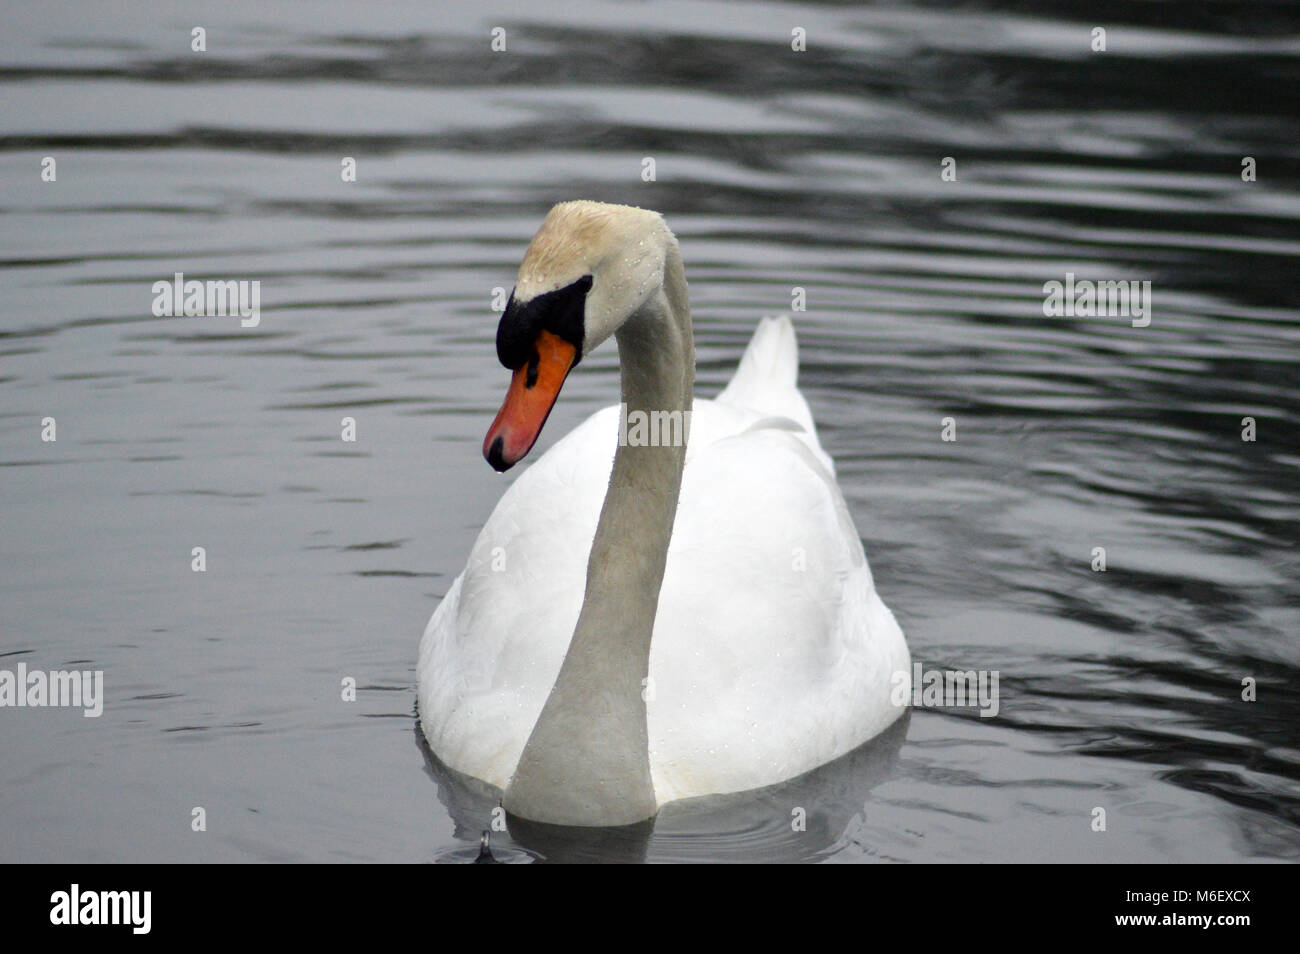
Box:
[422,715,910,863]
[0,0,1297,862]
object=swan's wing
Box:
[714,314,834,475]
[418,409,615,788]
[648,424,909,803]
[715,315,817,430]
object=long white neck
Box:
[504,244,694,826]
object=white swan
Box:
[418,201,909,827]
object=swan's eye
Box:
[495,274,592,371]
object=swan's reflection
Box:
[417,710,909,863]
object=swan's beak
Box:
[483,329,577,472]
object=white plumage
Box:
[418,314,910,808]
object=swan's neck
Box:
[504,244,694,826]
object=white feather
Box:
[418,315,910,806]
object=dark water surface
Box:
[2,0,1298,862]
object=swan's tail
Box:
[716,315,818,438]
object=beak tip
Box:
[485,435,513,472]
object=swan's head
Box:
[483,200,675,471]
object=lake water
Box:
[1,0,1297,862]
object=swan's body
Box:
[418,201,909,826]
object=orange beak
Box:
[483,329,578,471]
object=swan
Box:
[418,201,910,827]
